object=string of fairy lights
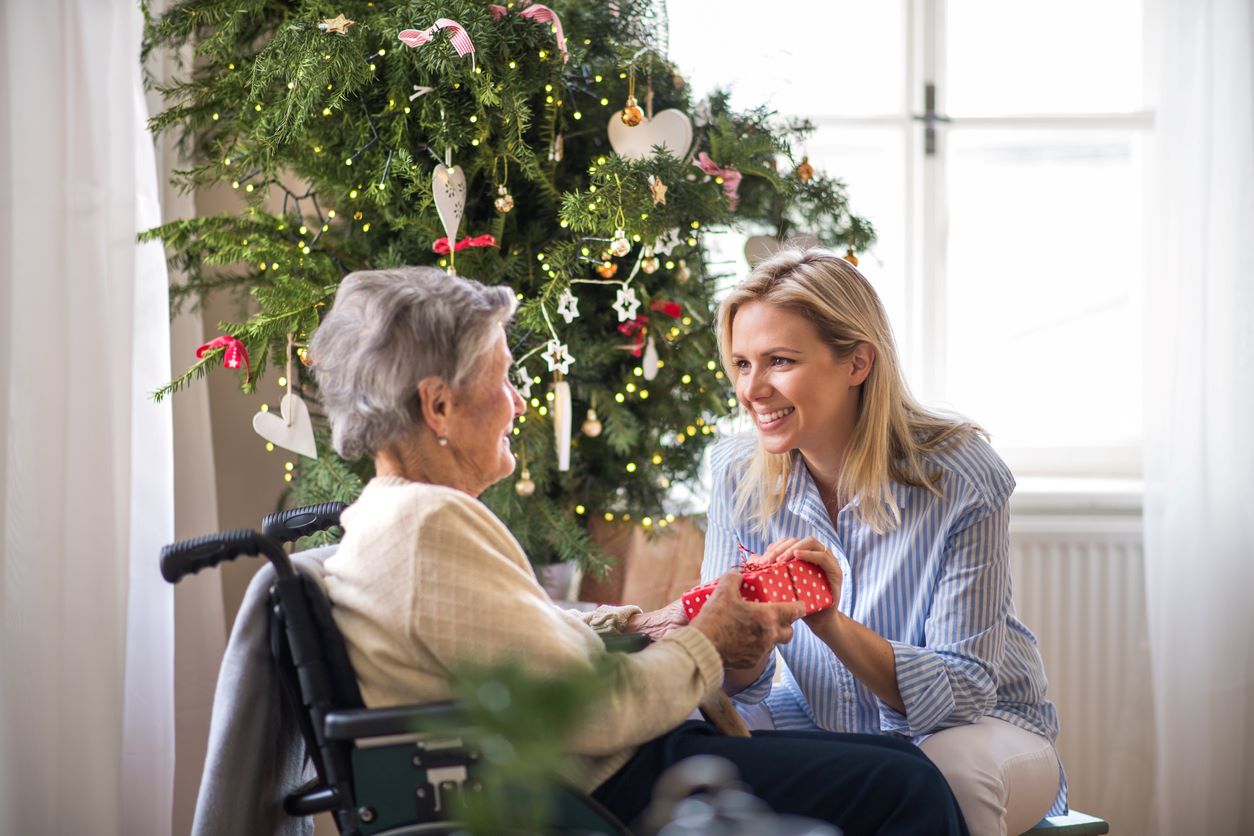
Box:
[220,18,735,528]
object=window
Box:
[670,0,1151,478]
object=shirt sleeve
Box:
[877,497,1009,736]
[409,495,723,757]
[700,444,775,705]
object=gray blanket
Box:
[191,546,339,836]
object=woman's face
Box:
[447,328,526,494]
[729,300,867,465]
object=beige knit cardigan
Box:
[324,476,724,791]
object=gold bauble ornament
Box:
[596,262,618,279]
[675,260,691,283]
[582,408,603,437]
[795,156,814,182]
[843,248,859,267]
[515,468,536,497]
[620,96,644,127]
[610,227,631,258]
[641,256,660,274]
[494,185,514,214]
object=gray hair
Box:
[311,266,517,460]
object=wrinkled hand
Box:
[762,536,844,629]
[625,600,689,642]
[690,572,806,669]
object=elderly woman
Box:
[310,266,969,835]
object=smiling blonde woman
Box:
[705,248,1067,836]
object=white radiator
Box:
[1009,517,1151,833]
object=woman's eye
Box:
[732,360,750,372]
[771,356,792,366]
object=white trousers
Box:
[918,716,1060,836]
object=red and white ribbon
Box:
[432,233,497,254]
[398,19,477,69]
[196,335,251,382]
[489,2,569,63]
[694,151,743,210]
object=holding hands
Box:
[690,572,806,668]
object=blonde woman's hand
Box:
[762,536,844,631]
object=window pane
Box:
[806,126,909,353]
[946,0,1144,115]
[943,130,1143,452]
[668,0,906,116]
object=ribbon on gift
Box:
[398,19,477,69]
[693,151,742,210]
[489,2,569,63]
[432,233,497,254]
[196,335,251,383]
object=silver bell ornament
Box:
[515,468,536,497]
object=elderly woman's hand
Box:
[761,536,844,630]
[690,572,805,668]
[625,600,689,642]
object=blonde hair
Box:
[717,247,981,533]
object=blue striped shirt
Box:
[701,432,1067,815]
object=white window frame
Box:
[806,0,1154,482]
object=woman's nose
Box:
[743,366,772,400]
[511,385,526,415]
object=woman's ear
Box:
[415,375,452,437]
[849,342,876,387]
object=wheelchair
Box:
[163,502,633,835]
[164,502,1109,836]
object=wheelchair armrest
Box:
[602,631,652,654]
[324,701,468,741]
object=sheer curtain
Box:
[1144,0,1254,833]
[0,2,176,834]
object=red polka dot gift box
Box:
[680,555,835,620]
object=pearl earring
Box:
[437,436,449,447]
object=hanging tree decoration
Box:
[431,149,467,273]
[648,174,668,205]
[398,18,478,70]
[196,334,251,383]
[553,373,572,471]
[489,2,570,64]
[493,156,514,214]
[613,284,642,322]
[557,288,580,323]
[513,365,534,400]
[318,14,355,35]
[541,339,574,375]
[251,335,318,459]
[694,151,742,210]
[607,64,693,162]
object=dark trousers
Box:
[591,721,969,836]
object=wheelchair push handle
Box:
[263,501,348,544]
[160,528,290,583]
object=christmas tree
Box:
[141,0,875,570]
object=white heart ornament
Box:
[432,163,466,243]
[253,393,318,459]
[607,108,694,162]
[744,233,821,266]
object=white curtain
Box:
[0,2,176,834]
[1144,1,1254,833]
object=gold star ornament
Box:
[649,175,668,206]
[319,14,355,35]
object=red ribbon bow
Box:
[650,298,682,319]
[196,335,251,382]
[489,2,569,63]
[432,233,497,254]
[694,151,743,210]
[398,19,477,68]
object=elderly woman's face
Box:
[447,327,526,493]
